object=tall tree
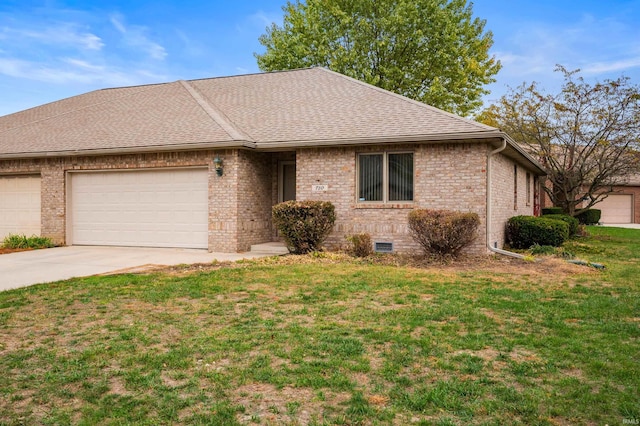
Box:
[478,66,640,216]
[255,0,501,116]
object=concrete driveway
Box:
[0,245,282,291]
[600,223,640,229]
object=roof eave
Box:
[497,132,547,175]
[0,140,256,160]
[0,131,547,177]
[256,131,546,175]
[255,130,505,150]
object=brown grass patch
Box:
[106,376,130,396]
[232,383,349,425]
[561,368,585,379]
[160,372,190,388]
[142,252,596,286]
[367,394,390,407]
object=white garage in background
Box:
[68,168,209,249]
[598,194,633,224]
[0,175,41,240]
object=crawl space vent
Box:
[374,242,394,253]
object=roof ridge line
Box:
[315,67,497,132]
[179,80,252,142]
[184,67,315,84]
[0,85,162,135]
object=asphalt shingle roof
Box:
[0,67,500,158]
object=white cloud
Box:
[490,11,640,93]
[0,56,164,87]
[1,24,104,51]
[582,57,640,74]
[235,10,281,35]
[0,58,25,77]
[62,58,106,72]
[109,13,167,60]
[109,14,127,34]
[0,9,171,99]
[249,11,277,29]
[494,51,552,76]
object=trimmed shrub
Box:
[543,214,579,237]
[506,216,569,249]
[2,234,54,249]
[408,209,480,258]
[542,207,564,215]
[346,233,373,257]
[575,209,601,225]
[272,200,336,254]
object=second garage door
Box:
[598,194,633,224]
[69,168,209,248]
[0,175,41,240]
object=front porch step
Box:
[249,241,289,255]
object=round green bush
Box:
[542,214,579,237]
[575,209,601,225]
[506,216,569,249]
[541,207,564,215]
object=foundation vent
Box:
[374,242,394,253]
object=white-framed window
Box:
[357,152,414,202]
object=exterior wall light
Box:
[213,155,223,176]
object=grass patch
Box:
[0,227,638,424]
[2,233,55,249]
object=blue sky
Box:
[1,0,639,116]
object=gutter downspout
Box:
[486,138,525,259]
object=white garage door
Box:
[0,175,41,240]
[69,168,208,248]
[599,194,633,224]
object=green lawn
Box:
[0,227,638,425]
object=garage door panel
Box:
[0,175,41,239]
[599,194,633,224]
[70,169,208,249]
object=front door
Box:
[279,161,296,202]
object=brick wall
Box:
[207,149,239,252]
[41,161,66,243]
[489,154,537,248]
[296,143,491,255]
[0,150,246,251]
[0,143,547,254]
[236,150,273,251]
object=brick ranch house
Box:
[0,68,545,255]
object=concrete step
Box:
[249,241,289,255]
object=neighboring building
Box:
[541,174,639,224]
[597,174,639,224]
[0,68,544,254]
